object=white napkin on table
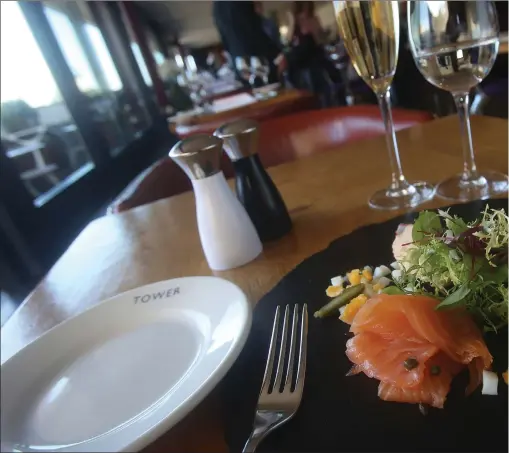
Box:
[211,93,256,113]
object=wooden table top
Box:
[499,32,508,54]
[2,115,508,452]
[171,89,315,137]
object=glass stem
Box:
[452,92,478,182]
[377,88,408,191]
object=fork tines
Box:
[261,304,308,395]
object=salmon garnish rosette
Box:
[346,294,492,408]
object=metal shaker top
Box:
[169,135,223,180]
[214,119,259,162]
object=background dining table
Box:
[170,88,317,139]
[1,115,507,452]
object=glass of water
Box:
[250,57,270,88]
[408,1,508,201]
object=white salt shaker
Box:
[169,135,262,271]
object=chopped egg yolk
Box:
[503,370,508,385]
[372,283,383,293]
[340,294,368,324]
[347,269,361,286]
[361,268,373,282]
[326,285,343,297]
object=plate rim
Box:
[1,276,252,452]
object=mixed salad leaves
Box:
[385,206,508,333]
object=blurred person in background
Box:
[489,1,508,79]
[254,1,282,51]
[285,1,340,106]
[213,1,286,86]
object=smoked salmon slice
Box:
[345,294,492,408]
[346,332,439,388]
[378,353,464,409]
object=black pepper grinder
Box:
[214,119,292,242]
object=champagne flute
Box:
[333,1,435,210]
[407,1,508,201]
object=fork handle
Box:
[242,431,266,453]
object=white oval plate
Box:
[1,277,251,452]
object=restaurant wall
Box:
[315,2,338,36]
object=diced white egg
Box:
[376,277,391,288]
[392,224,414,261]
[363,284,375,298]
[330,275,345,287]
[391,269,403,282]
[339,305,347,317]
[390,261,401,270]
[374,265,391,279]
[482,370,499,395]
[363,266,373,273]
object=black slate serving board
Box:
[221,199,508,452]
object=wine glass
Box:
[250,56,270,88]
[184,72,207,109]
[407,1,508,201]
[235,56,252,85]
[333,1,435,210]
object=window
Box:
[121,9,160,90]
[44,1,151,155]
[1,1,93,205]
[131,42,153,86]
[0,0,171,301]
[132,45,171,86]
[153,50,165,66]
[1,2,61,108]
[146,28,167,77]
[45,7,100,94]
[85,23,123,92]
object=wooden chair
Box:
[108,105,433,214]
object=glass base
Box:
[436,171,509,202]
[369,182,436,211]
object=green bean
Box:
[313,284,365,318]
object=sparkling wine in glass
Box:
[407,1,508,201]
[333,0,435,210]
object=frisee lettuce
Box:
[393,206,508,333]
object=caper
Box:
[430,365,441,376]
[404,357,419,370]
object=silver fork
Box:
[242,304,308,453]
